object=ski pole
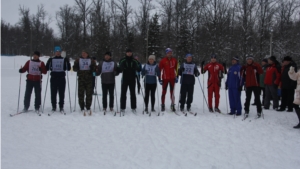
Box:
[202,67,205,114]
[114,81,120,117]
[93,76,97,112]
[16,66,22,114]
[224,74,229,114]
[143,73,147,114]
[197,76,209,110]
[66,61,72,113]
[73,75,78,112]
[95,75,101,111]
[42,63,50,114]
[136,74,146,113]
[156,72,161,116]
[177,70,184,111]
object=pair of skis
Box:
[10,110,41,117]
[242,114,264,121]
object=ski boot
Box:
[170,104,176,112]
[144,107,148,114]
[52,107,56,112]
[257,112,261,118]
[22,108,29,113]
[110,108,114,112]
[209,108,214,113]
[161,104,165,112]
[214,107,221,113]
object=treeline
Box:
[1,0,300,64]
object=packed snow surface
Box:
[2,56,300,169]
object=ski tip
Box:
[48,114,50,116]
[10,114,13,117]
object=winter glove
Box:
[195,71,200,77]
[201,61,205,67]
[19,68,22,73]
[175,77,178,83]
[159,79,163,85]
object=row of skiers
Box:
[18,46,300,128]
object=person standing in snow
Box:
[263,56,281,110]
[46,46,71,112]
[134,56,142,94]
[72,50,97,115]
[159,48,178,112]
[278,56,297,112]
[141,55,161,113]
[119,49,141,113]
[288,64,300,128]
[240,55,263,117]
[19,51,47,112]
[201,54,226,113]
[177,54,200,112]
[96,52,119,111]
[225,57,242,116]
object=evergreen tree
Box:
[148,13,162,59]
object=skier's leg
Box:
[208,84,213,109]
[170,79,175,104]
[129,81,137,109]
[161,80,169,105]
[151,84,156,109]
[102,83,108,109]
[108,84,114,109]
[254,86,262,113]
[186,84,194,109]
[78,79,85,110]
[58,77,66,109]
[86,80,93,110]
[264,85,271,108]
[269,85,279,109]
[236,89,242,114]
[145,83,150,108]
[180,84,187,109]
[215,85,220,108]
[50,77,58,109]
[120,83,128,109]
[228,88,235,113]
[24,80,34,109]
[33,81,41,110]
[244,87,253,112]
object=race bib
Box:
[145,64,157,76]
[28,61,41,75]
[79,58,91,70]
[52,59,64,72]
[183,63,195,75]
[102,61,115,73]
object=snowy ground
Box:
[2,56,300,169]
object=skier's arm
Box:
[19,61,30,73]
[72,59,79,72]
[64,58,71,71]
[45,58,52,71]
[255,63,263,74]
[96,62,102,76]
[156,65,161,80]
[141,65,146,76]
[201,61,206,74]
[194,66,200,77]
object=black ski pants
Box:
[50,76,66,109]
[280,88,296,111]
[24,80,41,110]
[145,83,157,108]
[120,81,136,109]
[102,83,115,109]
[136,74,141,93]
[179,84,194,109]
[244,86,262,113]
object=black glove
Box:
[195,72,200,77]
[19,68,22,73]
[238,86,243,91]
[201,61,205,67]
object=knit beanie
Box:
[148,55,156,60]
[165,48,172,54]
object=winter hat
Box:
[148,55,156,60]
[165,48,172,54]
[82,50,89,55]
[283,56,292,61]
[262,58,268,63]
[211,54,217,59]
[126,48,132,53]
[185,53,192,58]
[33,51,40,57]
[105,51,112,56]
[232,56,239,61]
[246,55,254,60]
[269,55,277,63]
[54,46,61,52]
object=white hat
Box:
[148,55,156,60]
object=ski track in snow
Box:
[2,56,300,169]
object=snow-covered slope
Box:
[2,56,300,169]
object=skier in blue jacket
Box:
[226,57,243,116]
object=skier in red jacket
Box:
[159,48,178,112]
[19,51,47,113]
[201,54,226,113]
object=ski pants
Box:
[145,83,157,108]
[24,80,41,110]
[264,85,279,109]
[136,74,141,94]
[280,88,296,111]
[228,88,242,114]
[102,83,114,109]
[179,84,194,109]
[244,86,262,113]
[50,76,66,109]
[78,78,93,110]
[120,81,136,109]
[207,83,220,109]
[161,79,175,105]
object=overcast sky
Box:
[1,0,159,36]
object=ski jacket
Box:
[259,64,267,88]
[72,57,97,81]
[226,63,242,89]
[264,63,281,86]
[177,61,200,85]
[202,62,224,87]
[241,62,263,87]
[141,61,161,84]
[97,59,119,84]
[281,62,297,89]
[20,59,47,81]
[45,56,71,78]
[119,56,141,83]
[159,56,178,80]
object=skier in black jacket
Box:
[46,46,71,112]
[177,54,200,111]
[119,49,141,113]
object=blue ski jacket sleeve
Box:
[226,64,242,89]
